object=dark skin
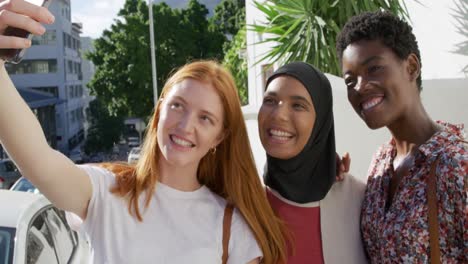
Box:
[341,39,440,206]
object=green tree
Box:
[250,0,411,75]
[87,0,226,118]
[212,0,246,36]
[84,99,125,154]
[223,25,248,105]
[452,0,468,75]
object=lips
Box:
[170,134,195,148]
[360,96,384,113]
[267,128,294,143]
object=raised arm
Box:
[0,0,91,219]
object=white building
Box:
[244,0,468,181]
[6,0,93,155]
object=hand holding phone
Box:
[0,0,54,64]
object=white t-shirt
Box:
[78,165,262,264]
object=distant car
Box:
[10,177,38,194]
[69,149,84,164]
[88,152,104,163]
[127,147,141,164]
[127,136,140,148]
[0,190,91,263]
[0,159,21,190]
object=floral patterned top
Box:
[361,121,467,263]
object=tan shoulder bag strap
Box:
[222,204,234,264]
[428,158,441,264]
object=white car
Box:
[127,147,141,164]
[0,190,91,263]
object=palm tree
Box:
[452,0,468,75]
[250,0,413,75]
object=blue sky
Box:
[71,0,466,79]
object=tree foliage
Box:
[212,0,246,36]
[223,25,248,105]
[452,0,468,75]
[84,99,125,154]
[87,0,226,118]
[250,0,411,75]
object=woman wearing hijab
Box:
[258,62,367,263]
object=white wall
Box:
[245,77,468,182]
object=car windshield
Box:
[12,178,38,193]
[130,148,141,155]
[0,227,15,264]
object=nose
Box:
[177,112,196,133]
[271,101,289,121]
[354,76,370,94]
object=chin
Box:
[267,150,294,160]
[363,118,387,130]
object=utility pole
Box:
[148,0,158,105]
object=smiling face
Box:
[258,75,316,160]
[156,78,225,169]
[341,39,420,129]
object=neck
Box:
[388,104,439,156]
[158,157,201,192]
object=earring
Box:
[210,147,217,155]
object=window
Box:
[32,30,57,45]
[26,211,59,264]
[33,86,59,97]
[44,208,74,262]
[5,60,57,74]
[0,228,15,264]
[68,86,73,99]
[67,61,73,74]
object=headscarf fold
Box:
[263,62,336,203]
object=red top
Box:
[267,189,325,264]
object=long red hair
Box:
[103,61,287,263]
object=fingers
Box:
[343,152,351,172]
[0,0,54,25]
[0,0,54,51]
[0,9,45,35]
[0,33,30,48]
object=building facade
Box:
[5,0,91,154]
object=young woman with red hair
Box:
[0,1,287,263]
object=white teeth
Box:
[270,129,292,137]
[362,97,383,111]
[172,136,193,147]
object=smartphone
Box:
[0,0,53,64]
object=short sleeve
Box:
[227,209,263,264]
[77,164,115,235]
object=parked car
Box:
[0,159,21,190]
[10,177,38,194]
[0,190,91,264]
[127,147,141,164]
[127,136,140,148]
[88,152,105,163]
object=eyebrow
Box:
[344,55,383,75]
[173,96,220,123]
[264,91,312,106]
[201,110,220,123]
